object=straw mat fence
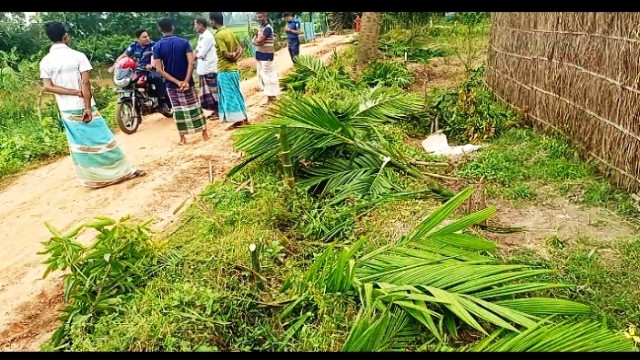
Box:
[486,12,640,192]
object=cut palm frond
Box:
[294,187,596,346]
[280,55,354,93]
[342,305,421,352]
[465,319,634,352]
[228,93,453,200]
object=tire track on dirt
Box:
[0,34,354,351]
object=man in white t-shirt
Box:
[39,21,145,188]
[194,16,220,120]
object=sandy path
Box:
[0,34,353,351]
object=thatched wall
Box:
[486,12,640,192]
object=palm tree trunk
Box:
[356,12,382,70]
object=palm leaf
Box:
[466,319,634,352]
[299,154,401,202]
[290,187,602,346]
[354,86,425,121]
[342,305,420,352]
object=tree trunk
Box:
[356,12,382,70]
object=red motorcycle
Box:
[111,52,173,134]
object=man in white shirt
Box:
[194,16,220,120]
[39,21,145,188]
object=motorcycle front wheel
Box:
[115,100,140,135]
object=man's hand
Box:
[145,64,153,71]
[107,65,115,74]
[179,81,189,92]
[76,90,83,97]
[284,26,290,32]
[81,108,93,123]
[233,47,244,62]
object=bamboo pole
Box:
[278,125,295,189]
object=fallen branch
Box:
[478,224,526,234]
[422,171,466,181]
[410,160,450,167]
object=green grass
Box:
[43,167,360,351]
[37,17,640,351]
[508,235,640,330]
[455,128,637,216]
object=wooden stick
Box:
[208,160,213,182]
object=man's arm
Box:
[108,44,134,72]
[195,33,213,60]
[215,34,236,61]
[80,71,92,111]
[184,51,195,88]
[290,21,302,35]
[153,58,182,87]
[252,27,267,46]
[78,54,94,111]
[41,78,82,96]
[184,42,195,87]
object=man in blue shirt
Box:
[153,18,208,145]
[284,12,302,63]
[108,28,167,104]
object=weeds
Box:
[39,216,164,350]
[428,66,521,143]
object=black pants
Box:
[288,39,300,63]
[144,70,167,100]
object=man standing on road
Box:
[108,29,169,111]
[194,16,219,120]
[39,21,146,188]
[209,12,249,130]
[153,17,208,145]
[252,12,279,106]
[283,12,302,63]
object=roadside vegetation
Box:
[33,12,639,352]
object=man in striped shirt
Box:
[252,12,279,105]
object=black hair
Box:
[283,12,292,18]
[209,12,224,25]
[135,28,148,38]
[158,18,174,33]
[195,17,208,28]
[44,21,66,43]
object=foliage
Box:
[361,60,414,89]
[287,187,634,351]
[428,66,521,143]
[378,29,447,63]
[39,216,164,350]
[229,86,452,203]
[0,52,68,179]
[280,55,355,94]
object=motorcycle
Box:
[109,51,173,134]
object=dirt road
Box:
[0,34,353,351]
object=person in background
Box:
[283,12,302,63]
[193,16,219,120]
[252,12,279,106]
[354,14,362,32]
[209,12,249,130]
[153,17,208,145]
[108,28,168,110]
[39,21,145,188]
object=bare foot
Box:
[132,169,147,178]
[202,129,210,141]
[225,120,249,131]
[178,136,187,146]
